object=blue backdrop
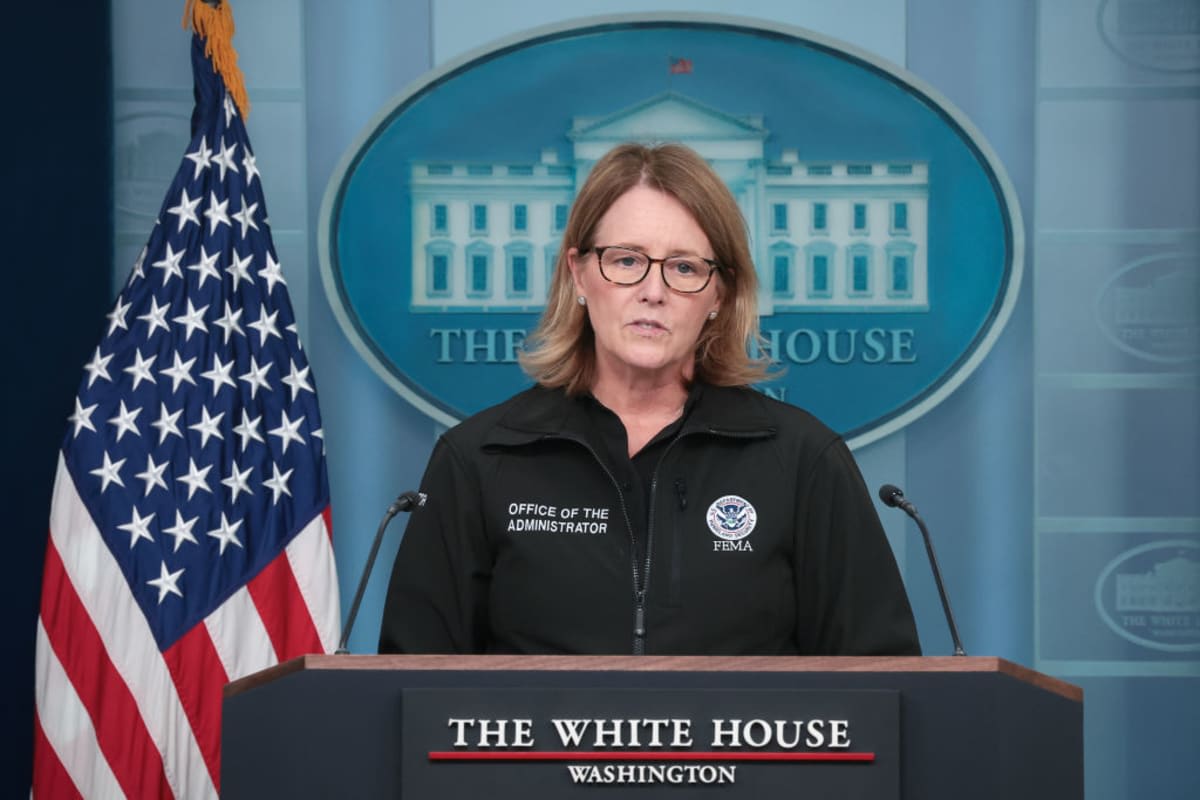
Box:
[5,1,1196,798]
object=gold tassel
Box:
[182,0,250,118]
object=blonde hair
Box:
[520,143,769,393]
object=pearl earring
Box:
[708,310,717,320]
[577,296,587,306]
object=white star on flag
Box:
[152,243,186,286]
[137,296,173,339]
[203,191,231,233]
[161,351,199,393]
[263,462,294,504]
[241,149,259,184]
[131,246,148,280]
[211,138,239,182]
[213,301,245,343]
[68,398,98,437]
[173,299,210,342]
[282,360,315,401]
[106,298,132,336]
[167,188,202,232]
[221,464,254,503]
[162,510,200,553]
[187,245,222,288]
[248,304,281,345]
[83,348,113,388]
[151,402,184,444]
[225,251,254,289]
[135,454,170,497]
[185,134,213,179]
[117,508,156,549]
[147,561,185,604]
[239,355,273,399]
[200,353,237,396]
[107,400,143,442]
[268,410,306,454]
[206,512,244,555]
[188,407,225,447]
[177,457,213,500]
[233,410,265,450]
[123,349,158,390]
[89,451,126,493]
[260,252,286,294]
[233,198,259,237]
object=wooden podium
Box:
[223,655,1082,799]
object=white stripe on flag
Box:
[285,513,341,653]
[203,587,277,681]
[35,619,124,800]
[49,456,216,800]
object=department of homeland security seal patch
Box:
[706,496,758,541]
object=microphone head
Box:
[389,490,427,515]
[878,484,905,507]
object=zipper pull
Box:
[674,478,687,510]
[634,589,647,645]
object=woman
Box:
[378,143,920,655]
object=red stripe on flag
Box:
[32,711,83,800]
[162,621,228,792]
[39,538,174,799]
[322,505,333,541]
[247,549,324,659]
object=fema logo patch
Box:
[706,495,758,541]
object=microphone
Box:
[335,490,426,654]
[878,484,966,656]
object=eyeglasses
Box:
[587,246,721,294]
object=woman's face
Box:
[568,185,721,388]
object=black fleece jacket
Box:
[379,383,921,656]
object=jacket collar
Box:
[483,383,776,447]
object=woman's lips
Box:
[629,318,668,334]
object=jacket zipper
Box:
[544,425,772,654]
[638,432,703,653]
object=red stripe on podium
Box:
[429,751,874,762]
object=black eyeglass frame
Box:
[585,245,722,294]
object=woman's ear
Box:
[567,247,585,296]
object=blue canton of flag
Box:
[34,30,339,800]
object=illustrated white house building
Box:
[1116,556,1200,613]
[409,92,929,315]
[1112,269,1197,326]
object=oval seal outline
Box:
[1093,539,1200,654]
[706,495,758,541]
[318,12,1025,449]
[1096,0,1200,74]
[1093,251,1199,364]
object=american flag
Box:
[31,33,339,799]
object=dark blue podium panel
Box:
[222,656,1082,800]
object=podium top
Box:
[226,654,1081,703]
